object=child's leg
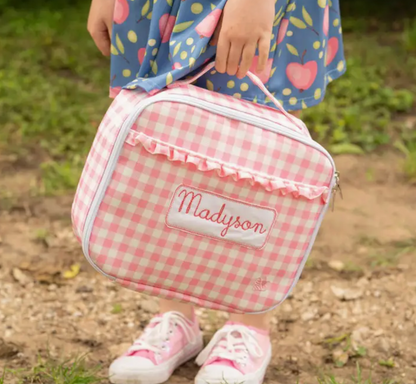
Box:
[290,110,301,118]
[159,298,194,320]
[228,311,272,331]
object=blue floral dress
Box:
[110,0,346,111]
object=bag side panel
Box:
[71,90,148,241]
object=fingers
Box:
[93,29,112,56]
[107,18,113,39]
[215,36,230,73]
[210,15,222,47]
[256,37,270,73]
[236,43,256,79]
[216,36,270,79]
[226,43,243,76]
[88,20,111,56]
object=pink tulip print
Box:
[159,14,177,43]
[172,62,182,70]
[277,19,289,45]
[113,0,130,24]
[249,56,274,84]
[195,9,222,38]
[138,48,146,64]
[326,37,339,66]
[323,5,329,36]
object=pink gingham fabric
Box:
[72,68,335,313]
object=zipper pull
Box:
[331,171,342,212]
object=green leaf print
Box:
[173,42,182,56]
[173,21,194,33]
[302,7,313,27]
[273,7,283,27]
[111,44,118,55]
[116,34,125,54]
[290,17,307,29]
[166,72,173,86]
[286,44,299,56]
[150,60,158,75]
[142,0,150,16]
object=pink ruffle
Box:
[126,132,329,202]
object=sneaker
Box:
[109,311,203,384]
[195,321,272,384]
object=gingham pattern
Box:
[72,84,335,313]
[131,94,332,186]
[165,84,312,138]
[71,90,148,240]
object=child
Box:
[87,0,345,383]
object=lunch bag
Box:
[72,63,339,314]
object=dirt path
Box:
[1,154,416,384]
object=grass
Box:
[34,228,50,242]
[317,363,399,384]
[378,359,395,368]
[303,34,415,153]
[394,134,416,182]
[403,19,416,51]
[0,3,415,194]
[0,353,399,384]
[369,238,416,268]
[111,303,123,314]
[2,354,106,384]
[357,235,416,268]
[0,1,110,195]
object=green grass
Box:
[317,363,399,384]
[0,2,110,195]
[2,355,106,384]
[303,34,416,153]
[0,356,400,384]
[111,303,123,314]
[0,3,415,195]
[403,19,416,51]
[378,359,395,368]
[394,134,416,182]
[369,238,416,268]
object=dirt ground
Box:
[1,153,416,384]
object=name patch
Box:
[166,185,276,249]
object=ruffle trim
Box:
[126,132,329,202]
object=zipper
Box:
[81,93,337,279]
[331,171,343,211]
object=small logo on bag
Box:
[253,277,268,291]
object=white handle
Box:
[168,62,305,132]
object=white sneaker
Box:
[195,321,272,384]
[109,311,203,384]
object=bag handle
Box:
[168,62,305,132]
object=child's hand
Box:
[214,0,275,79]
[88,0,115,56]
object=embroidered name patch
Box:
[166,185,276,249]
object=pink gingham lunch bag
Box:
[72,63,338,314]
